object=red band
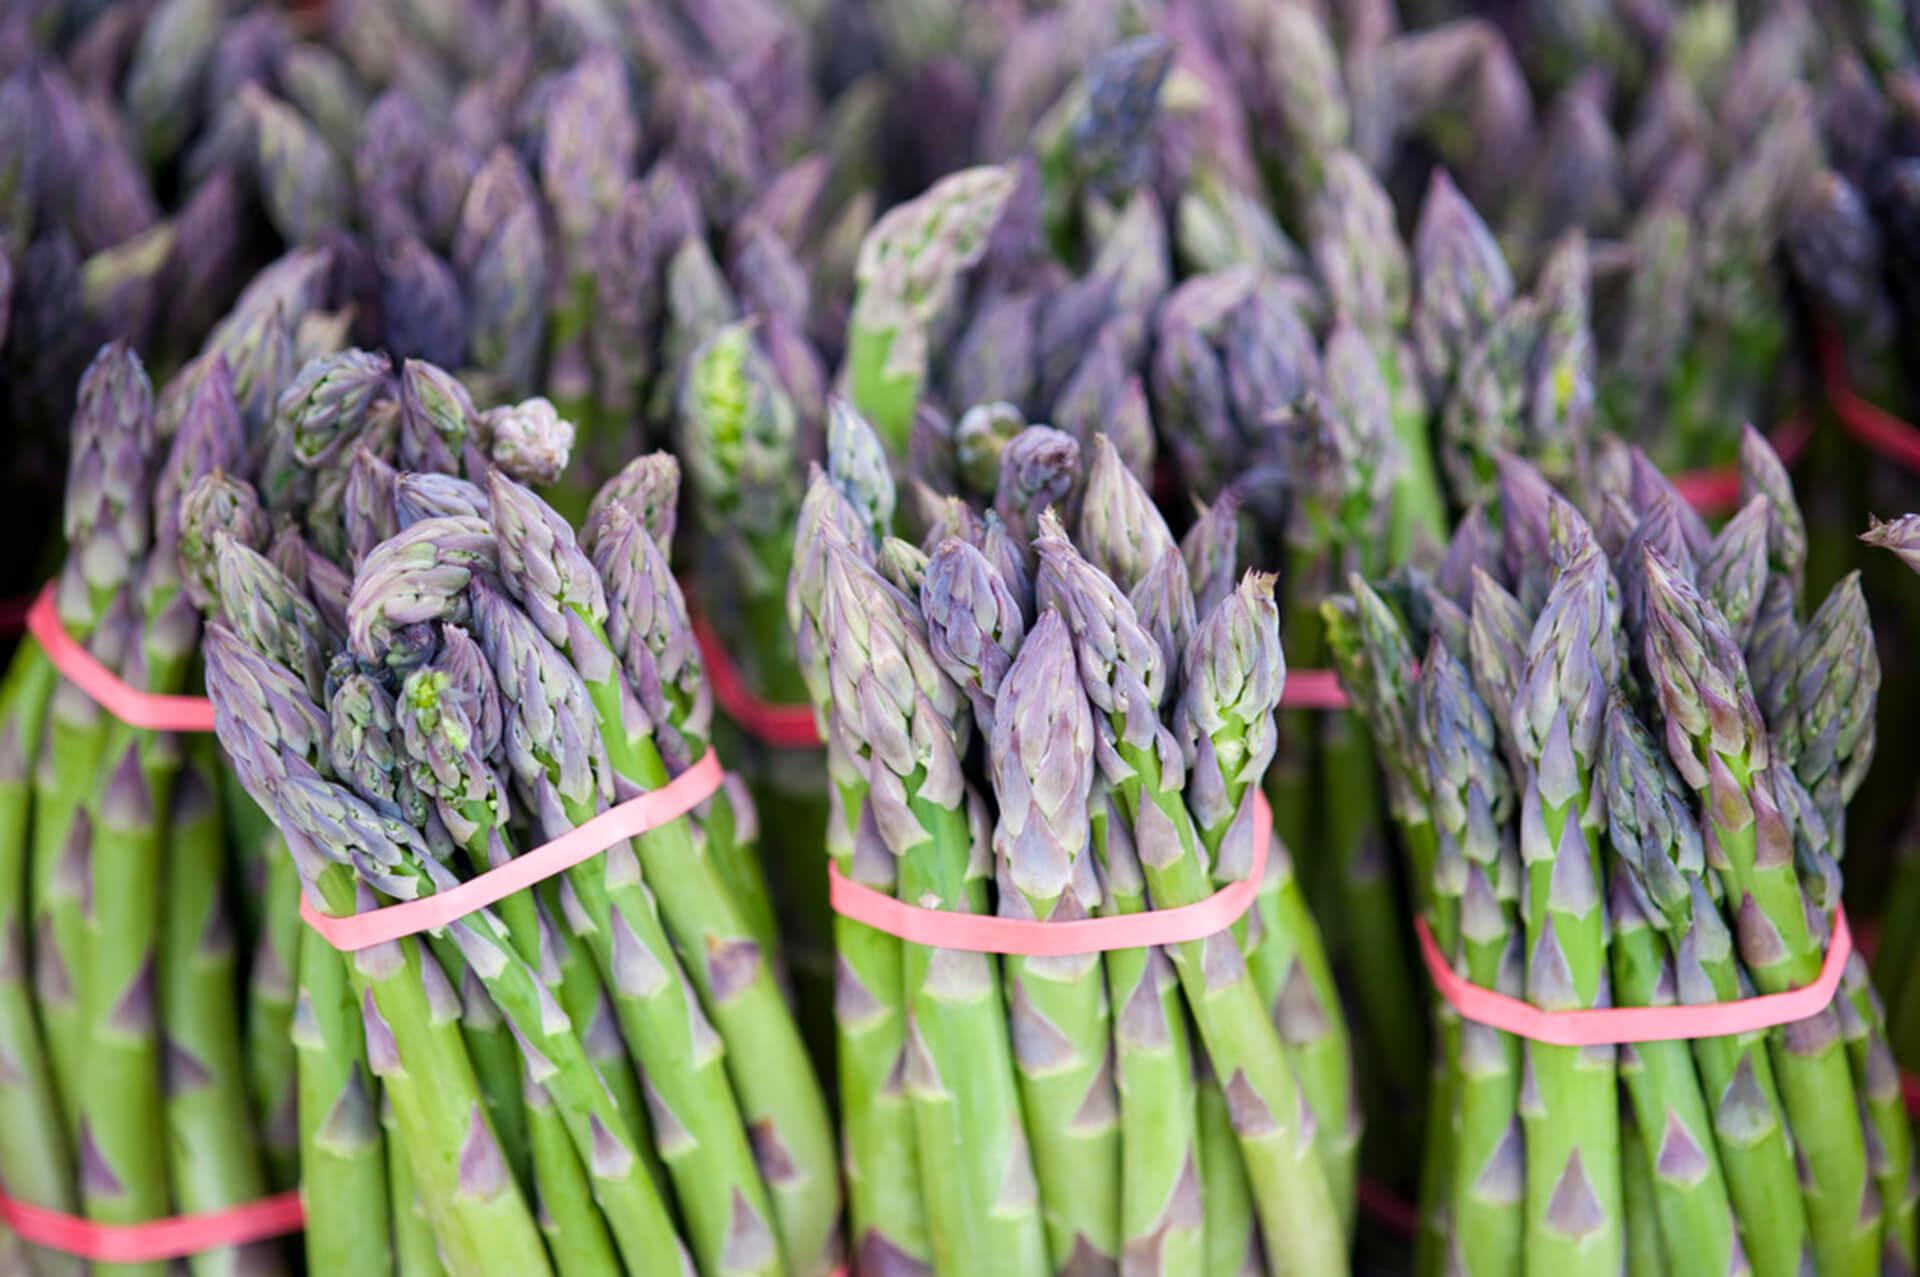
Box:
[829,794,1271,954]
[302,752,725,950]
[1669,414,1814,516]
[26,585,216,733]
[690,609,823,749]
[0,1189,303,1263]
[1414,909,1852,1046]
[1279,668,1349,711]
[1819,328,1920,474]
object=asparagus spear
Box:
[1418,638,1523,1277]
[1768,574,1914,1270]
[35,345,157,1131]
[1309,152,1444,559]
[1509,516,1622,1277]
[1323,578,1453,1277]
[292,912,393,1277]
[206,626,552,1277]
[486,471,841,1274]
[790,475,932,1274]
[1642,548,1876,1275]
[989,609,1122,1272]
[848,166,1017,454]
[464,579,784,1277]
[162,740,287,1277]
[0,632,70,1277]
[1038,517,1347,1277]
[822,536,1049,1277]
[1599,703,1739,1277]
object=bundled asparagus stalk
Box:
[1327,436,1913,1277]
[200,442,839,1276]
[791,402,1355,1277]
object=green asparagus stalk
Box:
[1642,548,1875,1275]
[1195,1066,1263,1277]
[825,533,1049,1276]
[988,609,1122,1272]
[1323,577,1451,1277]
[486,471,841,1275]
[0,638,71,1277]
[162,740,286,1277]
[790,470,932,1274]
[205,626,551,1277]
[1418,639,1522,1277]
[292,919,392,1277]
[36,345,158,1132]
[848,166,1016,454]
[1038,517,1347,1277]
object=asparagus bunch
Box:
[791,409,1355,1277]
[199,439,839,1276]
[1328,440,1913,1277]
[0,335,302,1277]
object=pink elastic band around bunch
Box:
[1818,328,1920,474]
[1414,909,1852,1046]
[829,793,1271,954]
[303,751,725,951]
[26,585,216,732]
[690,609,823,749]
[0,1189,304,1262]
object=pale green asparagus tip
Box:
[1177,571,1282,852]
[179,471,269,613]
[482,397,575,486]
[586,453,680,555]
[1079,434,1175,593]
[827,396,896,541]
[345,516,498,671]
[679,320,799,537]
[922,536,1026,738]
[587,502,711,773]
[1861,513,1920,578]
[485,468,609,652]
[989,608,1098,907]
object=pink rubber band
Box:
[1414,909,1852,1046]
[302,752,725,951]
[690,609,823,749]
[0,1189,303,1262]
[1669,414,1814,517]
[26,585,216,733]
[1819,328,1920,474]
[828,794,1271,955]
[1279,668,1350,711]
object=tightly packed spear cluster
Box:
[791,399,1355,1277]
[1325,433,1913,1277]
[0,254,537,1265]
[199,440,839,1276]
[0,0,956,1040]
